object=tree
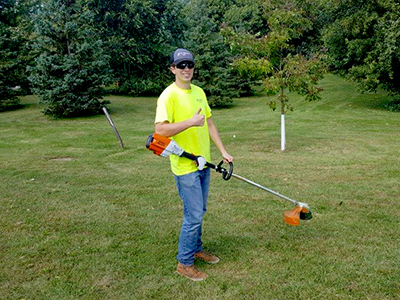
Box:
[28,0,113,118]
[223,2,326,150]
[0,0,28,110]
[86,0,186,96]
[1,0,18,110]
[1,0,40,111]
[182,0,254,107]
[322,0,400,95]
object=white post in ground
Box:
[281,114,286,151]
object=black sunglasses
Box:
[175,61,195,69]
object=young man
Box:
[154,48,233,281]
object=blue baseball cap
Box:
[170,48,195,65]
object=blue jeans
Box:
[174,168,210,266]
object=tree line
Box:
[1,0,399,117]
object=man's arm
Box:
[155,108,205,137]
[207,117,233,163]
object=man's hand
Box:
[221,151,233,164]
[155,108,205,137]
[191,108,205,127]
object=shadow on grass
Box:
[205,235,258,260]
[351,93,393,110]
[341,84,400,112]
[211,103,237,110]
[0,104,24,112]
[374,96,400,112]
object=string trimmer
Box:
[146,133,312,226]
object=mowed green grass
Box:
[1,74,399,299]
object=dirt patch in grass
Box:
[49,157,74,161]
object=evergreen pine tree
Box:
[0,0,21,110]
[182,0,253,107]
[28,0,113,118]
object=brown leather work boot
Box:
[176,263,208,281]
[194,252,220,264]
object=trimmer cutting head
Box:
[283,206,313,226]
[300,208,313,220]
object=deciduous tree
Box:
[322,0,400,95]
[223,3,326,150]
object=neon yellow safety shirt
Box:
[155,83,212,176]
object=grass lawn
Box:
[1,74,399,299]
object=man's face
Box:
[171,61,194,85]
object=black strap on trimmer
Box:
[181,152,233,181]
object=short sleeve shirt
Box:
[155,83,212,175]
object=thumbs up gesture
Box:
[191,108,205,127]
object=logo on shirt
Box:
[196,98,204,103]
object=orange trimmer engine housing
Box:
[146,133,184,158]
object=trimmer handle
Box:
[216,161,233,181]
